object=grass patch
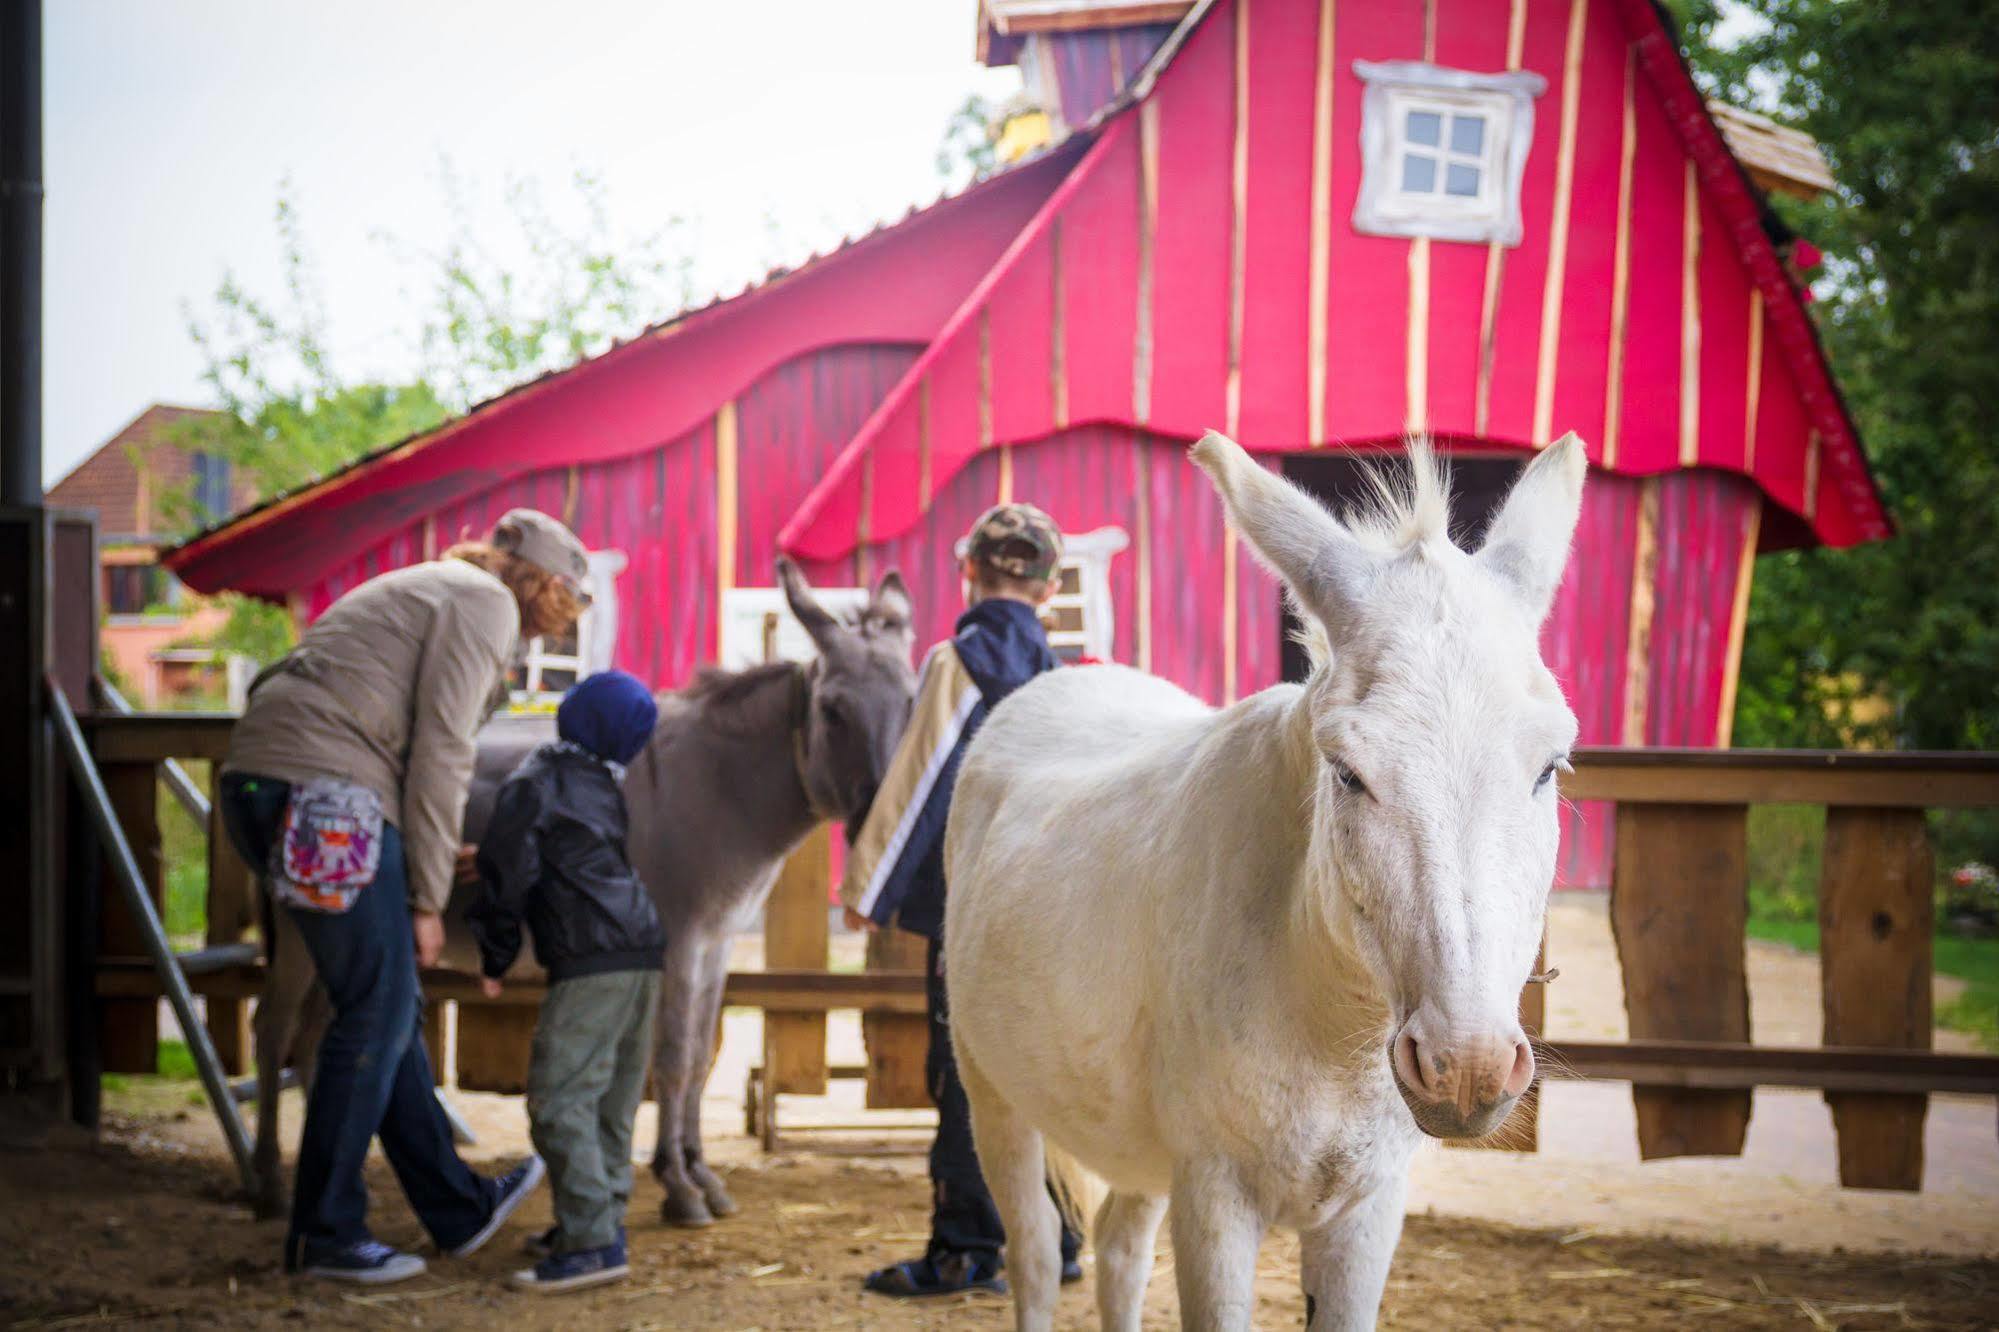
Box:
[99,1039,209,1117]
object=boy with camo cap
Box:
[842,502,1084,1298]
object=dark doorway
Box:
[1276,452,1525,682]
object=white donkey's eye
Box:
[1535,756,1571,793]
[1329,758,1369,798]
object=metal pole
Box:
[1,0,44,505]
[47,676,259,1195]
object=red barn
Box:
[167,0,1886,887]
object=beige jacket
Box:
[225,560,519,914]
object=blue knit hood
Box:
[557,670,659,766]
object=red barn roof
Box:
[168,0,1884,599]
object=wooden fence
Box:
[85,713,1999,1190]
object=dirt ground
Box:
[7,891,1996,1328]
[4,1111,1997,1331]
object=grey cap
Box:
[492,509,589,585]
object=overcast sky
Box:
[42,0,1020,482]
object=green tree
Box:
[1666,0,1999,752]
[160,169,697,668]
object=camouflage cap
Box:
[965,502,1063,583]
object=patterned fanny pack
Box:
[271,778,385,914]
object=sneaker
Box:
[510,1240,630,1294]
[446,1155,546,1259]
[300,1239,428,1285]
[1063,1258,1085,1284]
[862,1250,1007,1298]
[523,1225,559,1259]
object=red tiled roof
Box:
[47,405,244,541]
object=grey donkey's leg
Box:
[651,931,717,1227]
[250,906,318,1219]
[678,938,737,1218]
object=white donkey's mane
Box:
[1285,437,1452,670]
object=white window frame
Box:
[1352,60,1546,246]
[954,525,1129,662]
[719,585,873,670]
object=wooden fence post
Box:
[1610,802,1752,1158]
[864,927,931,1110]
[763,825,830,1095]
[455,1004,537,1094]
[205,772,255,1075]
[1820,807,1932,1190]
[97,760,162,1074]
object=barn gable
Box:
[164,140,1087,600]
[779,0,1887,563]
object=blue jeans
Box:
[220,774,496,1268]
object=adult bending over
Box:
[219,509,589,1284]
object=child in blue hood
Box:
[841,503,1083,1298]
[469,669,663,1295]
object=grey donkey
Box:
[248,559,917,1225]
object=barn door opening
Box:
[1276,452,1524,682]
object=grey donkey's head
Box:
[778,557,917,824]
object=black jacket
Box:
[469,741,666,983]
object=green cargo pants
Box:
[526,969,661,1253]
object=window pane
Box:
[1400,152,1437,193]
[1450,114,1486,156]
[1445,162,1481,197]
[1405,109,1442,147]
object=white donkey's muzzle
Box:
[1387,1006,1535,1139]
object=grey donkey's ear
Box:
[1476,432,1588,626]
[777,555,843,652]
[1191,430,1380,638]
[870,570,913,626]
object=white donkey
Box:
[943,430,1586,1330]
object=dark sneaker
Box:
[447,1155,546,1258]
[863,1250,1007,1298]
[510,1239,630,1294]
[1063,1258,1085,1284]
[524,1225,559,1258]
[301,1239,428,1285]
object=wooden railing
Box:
[84,714,1999,1187]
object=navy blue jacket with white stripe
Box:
[839,597,1058,940]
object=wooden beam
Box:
[763,827,831,1095]
[1620,477,1660,746]
[1713,499,1762,747]
[89,714,235,764]
[1544,1040,1999,1097]
[1474,0,1526,438]
[1050,221,1068,432]
[1743,288,1764,472]
[1406,237,1430,436]
[1601,43,1637,469]
[1562,748,1999,809]
[863,928,932,1109]
[1531,0,1590,446]
[1134,98,1160,425]
[1820,807,1933,1190]
[1679,158,1702,467]
[1225,0,1248,439]
[990,2,1194,36]
[97,962,930,1014]
[1307,0,1335,443]
[97,760,163,1075]
[1611,802,1752,1159]
[715,399,739,653]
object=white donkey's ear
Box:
[1191,430,1379,634]
[1476,432,1588,625]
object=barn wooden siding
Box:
[784,0,1881,565]
[304,346,920,683]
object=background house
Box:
[48,403,252,707]
[165,0,1888,886]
